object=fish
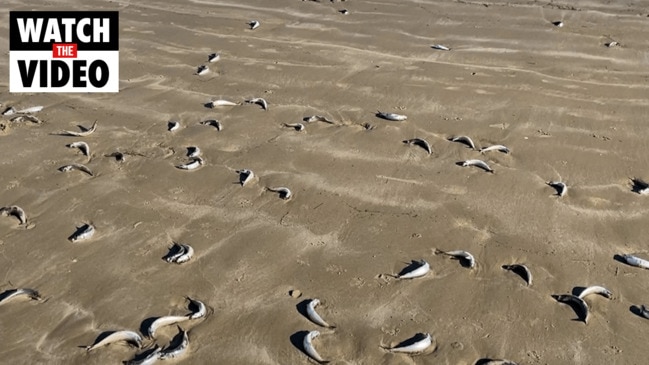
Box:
[186,297,207,319]
[66,141,91,161]
[382,333,432,354]
[283,123,305,131]
[479,144,510,154]
[548,181,567,197]
[147,315,190,339]
[267,187,292,200]
[196,65,209,75]
[306,299,335,328]
[2,105,43,115]
[431,44,451,51]
[248,20,260,30]
[165,243,194,264]
[631,178,649,195]
[461,159,493,173]
[622,254,649,269]
[578,286,613,300]
[246,98,268,111]
[606,41,619,47]
[208,53,221,62]
[0,288,42,305]
[176,157,204,170]
[125,345,162,365]
[159,326,189,360]
[69,223,95,242]
[187,147,201,158]
[340,9,349,15]
[10,115,43,124]
[206,99,238,108]
[0,205,27,225]
[403,138,432,155]
[435,249,475,268]
[105,151,125,163]
[200,119,222,131]
[397,260,430,279]
[553,294,589,323]
[168,121,180,132]
[59,163,94,176]
[303,115,335,124]
[237,169,255,186]
[376,111,407,121]
[552,21,564,27]
[303,330,328,364]
[480,360,519,365]
[85,330,143,352]
[502,264,532,286]
[54,120,98,137]
[639,305,649,319]
[450,135,476,150]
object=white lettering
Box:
[17,18,43,42]
[60,18,76,42]
[76,18,91,43]
[94,18,110,43]
[42,19,61,43]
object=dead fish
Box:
[196,65,209,75]
[147,315,190,339]
[176,157,204,170]
[578,286,613,300]
[403,138,432,155]
[0,288,42,305]
[450,135,476,150]
[622,254,649,269]
[2,105,43,115]
[168,121,180,132]
[125,345,162,365]
[55,120,98,136]
[548,181,567,197]
[105,152,125,163]
[303,331,328,364]
[431,44,451,51]
[159,326,189,360]
[435,249,475,268]
[606,41,619,48]
[552,21,564,27]
[480,360,519,365]
[397,260,430,279]
[339,9,349,15]
[237,169,255,186]
[85,330,143,352]
[186,297,207,319]
[66,141,91,161]
[200,119,222,131]
[2,106,16,115]
[69,223,95,242]
[553,294,589,323]
[246,98,268,111]
[502,264,532,286]
[631,178,649,195]
[283,123,305,131]
[267,187,292,200]
[165,243,187,263]
[207,99,238,108]
[187,147,201,158]
[174,244,194,264]
[303,115,334,124]
[639,305,649,319]
[10,115,43,124]
[376,111,407,121]
[480,144,510,154]
[248,20,260,30]
[59,163,94,176]
[382,333,432,354]
[306,299,335,328]
[0,205,27,225]
[461,159,493,173]
[208,53,221,62]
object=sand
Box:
[1,0,649,364]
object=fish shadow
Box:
[0,289,18,301]
[164,326,187,350]
[161,243,183,262]
[475,360,499,365]
[447,137,474,149]
[382,332,429,351]
[396,260,425,277]
[547,182,564,196]
[79,330,140,350]
[630,178,649,194]
[613,254,630,266]
[122,346,160,365]
[571,286,587,296]
[139,317,159,338]
[501,265,529,285]
[289,331,311,358]
[203,102,214,109]
[68,224,91,241]
[296,300,310,320]
[551,295,587,323]
[630,305,648,319]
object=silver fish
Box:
[0,288,42,305]
[0,205,27,225]
[450,135,476,150]
[148,316,190,339]
[303,115,334,124]
[578,286,613,300]
[2,105,43,115]
[339,9,349,15]
[606,41,619,48]
[159,326,189,360]
[397,260,430,279]
[481,360,519,365]
[186,297,207,319]
[59,163,94,176]
[196,65,209,75]
[283,122,305,131]
[461,159,493,173]
[56,120,97,136]
[267,187,292,200]
[10,115,43,124]
[187,147,201,158]
[176,157,204,170]
[303,330,328,364]
[548,181,567,197]
[377,111,407,121]
[552,21,564,27]
[479,144,510,154]
[639,305,649,319]
[174,244,194,264]
[246,98,268,111]
[66,141,91,161]
[168,121,180,132]
[403,138,432,155]
[85,330,143,352]
[125,345,162,365]
[69,223,95,242]
[431,44,451,51]
[306,299,335,328]
[208,53,221,62]
[383,333,432,353]
[248,20,260,30]
[631,178,649,195]
[207,99,238,108]
[502,264,532,286]
[553,294,589,323]
[237,169,255,186]
[200,119,222,131]
[436,249,475,268]
[2,106,16,115]
[623,254,649,269]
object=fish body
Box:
[450,135,476,150]
[70,223,95,242]
[284,123,305,131]
[578,286,613,300]
[196,65,209,75]
[208,53,221,62]
[59,163,94,176]
[640,305,649,319]
[623,254,649,269]
[267,187,292,200]
[0,205,27,225]
[125,346,162,365]
[246,98,268,111]
[482,360,519,365]
[200,119,222,131]
[403,138,432,155]
[0,288,41,305]
[303,331,328,363]
[66,141,91,161]
[502,264,532,286]
[384,333,432,353]
[249,20,260,30]
[480,144,510,154]
[432,44,451,51]
[606,41,619,47]
[306,299,335,328]
[186,297,207,319]
[548,181,567,197]
[554,294,589,323]
[85,330,143,352]
[303,115,335,124]
[57,121,97,136]
[147,316,190,339]
[176,157,204,170]
[168,121,180,132]
[436,249,475,268]
[397,260,430,279]
[461,159,493,173]
[377,111,407,121]
[237,169,255,186]
[10,115,43,124]
[165,243,194,264]
[207,99,238,108]
[187,147,201,158]
[159,327,189,360]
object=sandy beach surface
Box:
[1,0,649,364]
